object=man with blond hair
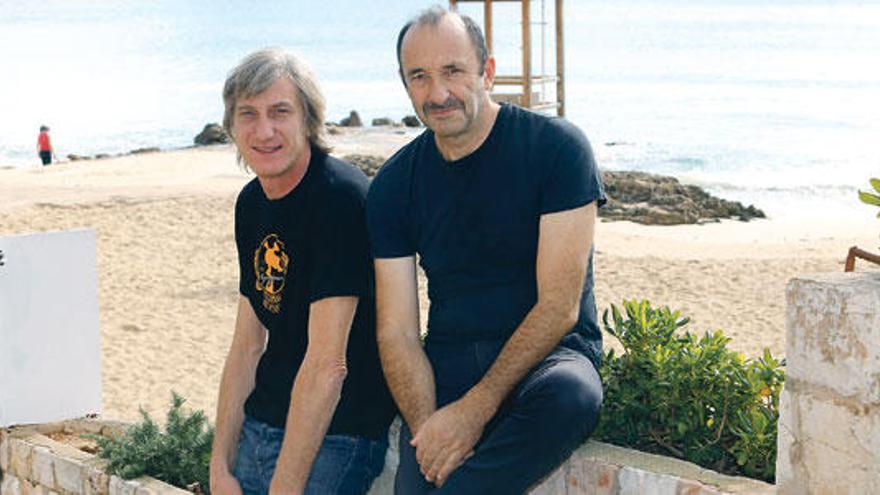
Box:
[210,48,395,495]
[367,7,605,493]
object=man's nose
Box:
[254,115,274,139]
[427,78,451,104]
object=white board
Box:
[0,229,102,427]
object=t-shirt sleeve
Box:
[366,159,417,259]
[540,122,606,214]
[308,187,374,303]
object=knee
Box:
[529,361,603,431]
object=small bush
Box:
[94,392,214,493]
[595,300,783,482]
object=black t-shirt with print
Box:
[367,103,606,367]
[236,147,395,440]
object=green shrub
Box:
[858,177,880,218]
[595,300,783,482]
[93,392,214,493]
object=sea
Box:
[2,0,879,222]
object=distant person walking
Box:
[37,125,55,165]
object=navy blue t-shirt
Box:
[236,148,396,440]
[367,104,606,366]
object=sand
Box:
[1,127,877,424]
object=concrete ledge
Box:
[367,419,774,494]
[2,418,774,495]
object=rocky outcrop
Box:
[340,156,763,225]
[339,111,363,127]
[601,170,765,224]
[193,123,230,145]
[402,115,422,127]
[372,117,395,127]
[342,154,384,177]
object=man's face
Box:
[232,77,309,180]
[400,16,492,140]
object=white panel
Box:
[0,229,102,426]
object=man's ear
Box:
[482,56,496,91]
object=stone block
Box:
[53,457,83,494]
[81,461,110,495]
[9,439,32,479]
[29,447,55,489]
[777,391,880,494]
[565,457,620,495]
[1,429,9,473]
[108,476,138,495]
[785,273,880,404]
[618,466,684,495]
[1,475,21,495]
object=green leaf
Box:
[870,177,880,194]
[859,190,880,207]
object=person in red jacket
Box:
[37,125,55,165]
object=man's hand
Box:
[410,395,491,487]
[209,467,243,495]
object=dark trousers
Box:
[39,150,52,165]
[395,340,603,495]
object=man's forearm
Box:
[270,360,346,494]
[379,335,437,433]
[465,301,577,419]
[211,346,261,474]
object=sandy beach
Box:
[1,127,877,424]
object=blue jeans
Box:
[233,415,388,495]
[395,341,603,494]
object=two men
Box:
[209,49,395,495]
[367,7,605,493]
[211,7,604,494]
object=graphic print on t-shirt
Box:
[253,233,289,313]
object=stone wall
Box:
[1,418,773,495]
[0,419,189,495]
[777,272,880,494]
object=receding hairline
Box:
[397,8,487,74]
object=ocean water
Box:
[2,0,879,221]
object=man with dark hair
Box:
[209,48,395,495]
[367,7,605,494]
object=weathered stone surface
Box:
[402,115,422,127]
[565,456,620,495]
[1,475,22,495]
[342,154,384,178]
[618,466,683,494]
[778,272,880,494]
[339,111,363,127]
[109,476,139,495]
[81,462,111,495]
[785,273,880,404]
[9,438,33,478]
[53,456,83,494]
[600,171,765,225]
[193,123,229,146]
[30,446,56,489]
[1,428,9,473]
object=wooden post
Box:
[522,0,532,108]
[556,0,565,117]
[484,1,493,55]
